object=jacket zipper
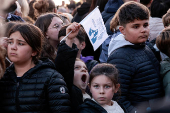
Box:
[16,81,20,112]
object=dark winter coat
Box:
[55,41,83,113]
[107,44,164,113]
[7,13,24,22]
[160,58,170,97]
[77,98,128,113]
[0,59,71,113]
[71,85,84,113]
[71,2,90,23]
[55,41,78,94]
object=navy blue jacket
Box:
[7,13,24,22]
[107,44,164,113]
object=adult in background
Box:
[149,0,170,42]
[71,0,92,23]
[0,0,24,23]
[33,0,56,20]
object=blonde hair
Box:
[18,0,29,17]
[162,9,170,27]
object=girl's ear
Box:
[45,32,49,39]
[32,51,37,57]
[114,83,120,93]
[119,26,126,35]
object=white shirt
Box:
[102,100,124,113]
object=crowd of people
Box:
[0,0,170,113]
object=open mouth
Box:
[81,74,87,83]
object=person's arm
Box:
[48,71,71,113]
[55,22,80,94]
[55,41,78,94]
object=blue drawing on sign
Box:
[89,28,98,44]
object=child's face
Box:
[7,31,36,65]
[74,60,89,93]
[89,75,119,106]
[46,17,63,43]
[120,19,149,44]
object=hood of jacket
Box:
[108,34,134,57]
[77,2,91,16]
[5,58,56,79]
[104,0,123,13]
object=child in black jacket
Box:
[78,63,127,113]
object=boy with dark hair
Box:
[107,1,163,113]
[100,0,141,63]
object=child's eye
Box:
[105,85,110,89]
[54,25,59,28]
[18,43,24,46]
[83,66,88,71]
[133,25,139,29]
[74,66,80,70]
[8,41,13,45]
[143,24,148,28]
[93,85,99,89]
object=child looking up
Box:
[78,63,126,113]
[107,1,163,113]
[55,23,91,113]
[71,58,90,112]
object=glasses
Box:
[48,23,64,30]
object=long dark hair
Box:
[35,13,62,61]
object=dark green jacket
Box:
[160,58,170,96]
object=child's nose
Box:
[141,27,148,33]
[99,87,104,94]
[81,68,87,72]
[11,43,17,50]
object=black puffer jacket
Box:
[107,44,164,113]
[55,41,78,94]
[77,98,128,113]
[0,59,71,113]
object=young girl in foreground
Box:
[78,63,126,113]
[0,23,70,112]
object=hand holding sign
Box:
[65,22,80,47]
[60,7,108,51]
